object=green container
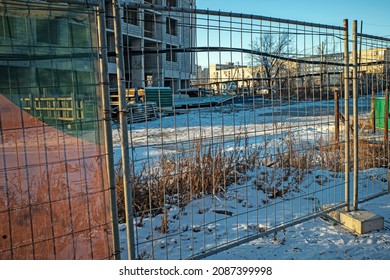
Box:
[144,87,173,108]
[375,97,390,129]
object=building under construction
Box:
[105,0,196,92]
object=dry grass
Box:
[319,138,389,172]
[354,139,389,169]
[115,131,390,223]
[116,138,247,223]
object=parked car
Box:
[257,88,276,95]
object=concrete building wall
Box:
[108,0,196,91]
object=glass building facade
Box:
[0,0,113,259]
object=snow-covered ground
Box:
[204,192,390,260]
[113,95,389,260]
[118,171,389,260]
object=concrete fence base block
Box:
[323,206,384,235]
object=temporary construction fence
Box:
[1,0,390,261]
[115,2,390,260]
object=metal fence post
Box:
[112,0,136,260]
[384,89,389,159]
[334,90,339,143]
[371,90,376,134]
[388,170,390,192]
[352,20,359,211]
[343,19,350,212]
[97,1,121,260]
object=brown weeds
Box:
[116,132,390,222]
[116,138,245,222]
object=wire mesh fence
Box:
[354,32,390,203]
[113,2,390,260]
[1,0,390,261]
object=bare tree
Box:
[248,33,292,94]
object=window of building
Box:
[0,16,17,38]
[69,22,89,48]
[36,19,59,45]
[0,66,31,90]
[124,7,138,26]
[145,0,162,4]
[166,44,177,62]
[167,0,177,6]
[180,79,187,89]
[164,78,173,88]
[144,12,155,38]
[166,17,177,35]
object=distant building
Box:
[298,48,390,94]
[208,63,271,94]
[358,48,390,74]
[207,48,390,96]
[191,65,209,88]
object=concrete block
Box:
[323,206,384,235]
[339,210,384,234]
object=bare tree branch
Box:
[248,33,293,93]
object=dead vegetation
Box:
[116,137,246,223]
[318,138,389,172]
[115,131,390,223]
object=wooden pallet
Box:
[127,102,158,123]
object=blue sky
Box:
[196,0,390,37]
